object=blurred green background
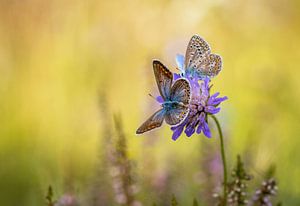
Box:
[0,0,300,205]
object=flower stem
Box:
[211,115,227,206]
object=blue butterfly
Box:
[176,35,222,80]
[136,60,191,134]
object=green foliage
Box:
[171,194,178,206]
[265,164,276,179]
[112,115,137,205]
[193,198,199,206]
[234,155,252,181]
[45,186,55,206]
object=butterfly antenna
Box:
[148,93,156,100]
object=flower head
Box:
[171,77,227,141]
[154,53,227,140]
[250,178,278,206]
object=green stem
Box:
[210,115,227,206]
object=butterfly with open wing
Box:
[176,35,222,80]
[136,60,191,134]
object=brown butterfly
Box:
[176,35,222,79]
[136,60,191,134]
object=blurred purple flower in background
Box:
[56,194,78,206]
[171,77,227,140]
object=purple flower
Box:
[171,77,227,141]
[154,54,227,140]
[156,95,164,103]
[173,72,181,80]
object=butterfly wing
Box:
[185,35,211,70]
[175,54,185,73]
[185,35,222,78]
[136,109,165,134]
[194,53,222,78]
[165,103,189,126]
[170,78,191,104]
[153,60,173,100]
[164,79,191,125]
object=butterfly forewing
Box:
[170,79,191,104]
[185,35,211,70]
[136,109,165,134]
[165,103,189,125]
[153,60,173,101]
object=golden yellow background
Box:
[0,0,299,205]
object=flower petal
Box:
[184,117,197,137]
[196,123,202,134]
[200,80,210,98]
[203,77,211,85]
[203,121,211,138]
[199,112,206,122]
[173,73,181,80]
[185,125,195,137]
[209,95,228,105]
[171,125,184,141]
[156,96,164,103]
[210,92,220,99]
[205,106,221,114]
[207,92,220,105]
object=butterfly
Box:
[176,35,222,79]
[136,60,191,134]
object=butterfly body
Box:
[161,101,187,119]
[185,67,202,79]
[136,61,191,134]
[162,101,183,109]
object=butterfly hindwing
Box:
[136,109,165,134]
[170,78,191,104]
[165,103,189,126]
[165,78,191,126]
[193,53,222,77]
[153,60,173,100]
[207,53,222,77]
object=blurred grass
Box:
[0,0,300,205]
